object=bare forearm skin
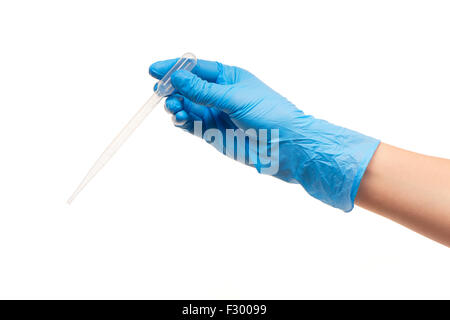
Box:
[355,143,450,247]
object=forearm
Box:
[355,142,450,247]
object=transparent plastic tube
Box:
[68,53,197,204]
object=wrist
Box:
[276,118,380,212]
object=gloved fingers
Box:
[168,99,203,127]
[172,112,203,135]
[171,70,230,109]
[150,58,225,83]
[183,98,217,129]
[149,59,175,79]
[172,110,190,126]
[182,97,210,119]
[165,95,184,114]
[165,94,209,121]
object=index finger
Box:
[149,58,224,83]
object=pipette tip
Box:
[67,188,81,205]
[67,195,75,205]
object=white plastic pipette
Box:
[68,53,197,204]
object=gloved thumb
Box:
[171,70,229,109]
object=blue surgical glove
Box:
[149,59,380,212]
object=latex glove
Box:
[149,58,380,212]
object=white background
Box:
[0,0,449,299]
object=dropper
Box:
[68,53,197,204]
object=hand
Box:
[149,58,380,212]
